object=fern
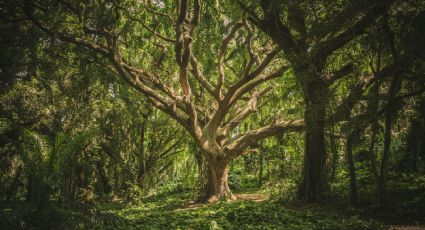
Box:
[20,129,51,163]
[18,128,99,200]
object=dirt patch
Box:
[234,193,268,203]
[175,193,269,211]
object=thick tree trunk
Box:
[195,152,213,202]
[205,156,236,203]
[298,80,329,202]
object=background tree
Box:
[239,0,424,202]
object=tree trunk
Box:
[378,17,402,207]
[346,131,358,205]
[379,104,395,207]
[378,68,402,206]
[195,151,213,202]
[205,156,236,203]
[329,124,338,182]
[298,80,329,202]
[367,82,380,182]
[258,152,264,188]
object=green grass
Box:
[83,192,384,230]
[2,174,425,229]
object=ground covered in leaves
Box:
[1,175,425,229]
[86,192,385,230]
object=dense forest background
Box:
[0,0,424,229]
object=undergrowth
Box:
[1,174,424,229]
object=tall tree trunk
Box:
[368,83,380,182]
[379,91,400,206]
[258,151,264,188]
[378,65,401,207]
[379,14,402,207]
[298,80,329,202]
[346,130,358,205]
[329,124,338,182]
[378,109,393,206]
[205,156,236,203]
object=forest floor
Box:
[82,186,424,230]
[85,191,386,229]
[1,175,425,229]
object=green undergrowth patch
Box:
[0,191,385,229]
[90,192,384,230]
[4,178,424,230]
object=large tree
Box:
[8,0,307,202]
[238,0,408,202]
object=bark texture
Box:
[206,157,235,202]
[298,79,329,202]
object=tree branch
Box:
[311,0,374,40]
[315,2,392,60]
[324,63,354,84]
[202,47,283,140]
[252,1,299,55]
[229,64,289,106]
[190,54,218,100]
[126,14,176,43]
[225,118,304,157]
[23,4,110,56]
[328,62,397,123]
[175,0,202,138]
[220,86,273,137]
[216,21,244,95]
